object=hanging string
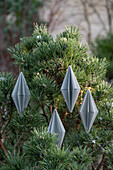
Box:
[71,54,72,67]
[19,64,21,74]
[71,42,73,67]
[18,43,25,74]
[71,48,73,68]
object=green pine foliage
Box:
[0,25,113,169]
[0,151,25,170]
[23,128,58,165]
[39,147,74,170]
[105,144,113,169]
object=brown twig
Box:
[47,0,66,32]
[14,131,26,151]
[0,160,5,166]
[89,2,107,31]
[2,101,13,136]
[41,106,49,125]
[50,105,52,117]
[96,152,106,170]
[0,93,8,140]
[80,0,91,43]
[91,164,95,170]
[105,0,112,32]
[0,139,7,158]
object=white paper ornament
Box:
[61,65,80,112]
[79,89,98,133]
[12,72,30,117]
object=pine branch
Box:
[14,131,26,151]
[2,101,13,136]
[41,106,49,125]
[0,160,5,166]
[96,153,106,170]
[14,128,31,152]
[50,105,52,117]
[0,139,7,158]
[0,92,7,129]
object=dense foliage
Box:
[91,32,113,80]
[0,25,113,169]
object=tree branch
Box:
[80,0,91,42]
[96,152,106,170]
[14,131,26,151]
[2,101,13,136]
[105,0,112,32]
[89,2,107,31]
[0,160,5,166]
[41,106,49,125]
[47,0,66,32]
[0,139,7,158]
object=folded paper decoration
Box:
[48,109,65,147]
[12,72,30,117]
[79,89,98,133]
[61,65,80,112]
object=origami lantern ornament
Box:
[79,89,98,133]
[12,72,30,117]
[48,109,65,147]
[61,65,80,112]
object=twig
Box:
[2,101,13,136]
[89,2,107,31]
[0,139,7,158]
[0,92,7,129]
[91,164,95,170]
[0,160,5,166]
[41,105,49,125]
[50,105,52,117]
[14,131,26,151]
[96,152,106,170]
[48,0,66,32]
[80,0,91,42]
[105,0,112,32]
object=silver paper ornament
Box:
[12,72,30,117]
[79,89,98,133]
[48,109,65,147]
[61,65,80,112]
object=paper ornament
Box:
[61,65,80,112]
[79,89,98,133]
[12,72,30,117]
[48,109,65,147]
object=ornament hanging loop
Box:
[71,54,72,67]
[71,47,73,67]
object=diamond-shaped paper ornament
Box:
[12,72,30,117]
[79,89,98,133]
[48,109,65,147]
[61,65,80,112]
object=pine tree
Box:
[0,24,113,169]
